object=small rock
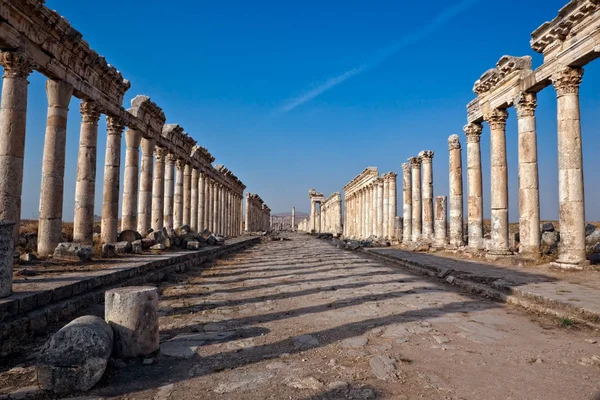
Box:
[114,241,132,254]
[586,223,596,237]
[131,240,143,254]
[160,342,199,359]
[142,358,156,365]
[585,339,598,344]
[112,359,127,369]
[293,334,319,350]
[540,222,555,232]
[187,240,202,250]
[433,335,450,344]
[286,376,324,390]
[340,337,368,348]
[370,355,400,381]
[19,252,37,263]
[327,381,349,390]
[150,243,166,250]
[102,243,117,258]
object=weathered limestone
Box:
[183,163,192,226]
[73,101,101,244]
[37,79,73,256]
[198,172,205,231]
[151,147,166,232]
[401,163,412,243]
[420,151,434,243]
[212,183,219,233]
[190,168,199,231]
[433,196,447,248]
[0,51,34,245]
[409,157,422,242]
[163,153,176,230]
[515,92,540,257]
[551,66,586,268]
[105,286,159,358]
[377,179,384,239]
[0,222,14,298]
[101,117,125,244]
[37,316,113,394]
[137,138,155,235]
[174,159,184,229]
[321,192,343,235]
[245,193,271,232]
[464,123,484,250]
[292,207,296,231]
[309,189,325,233]
[121,128,141,232]
[485,108,511,255]
[448,135,464,248]
[385,172,397,239]
[383,179,389,239]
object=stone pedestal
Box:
[137,138,155,235]
[38,79,73,256]
[464,123,484,250]
[151,147,166,232]
[101,117,125,244]
[0,52,34,245]
[105,286,159,358]
[402,163,412,243]
[0,222,14,298]
[121,129,141,232]
[163,154,175,229]
[433,196,447,248]
[409,156,422,242]
[73,101,101,244]
[448,135,464,248]
[420,151,434,243]
[551,67,587,269]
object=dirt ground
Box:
[2,233,600,399]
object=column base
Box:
[550,260,590,271]
[487,248,513,256]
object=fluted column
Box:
[464,123,484,250]
[212,183,219,233]
[0,51,34,245]
[448,135,464,248]
[37,79,73,256]
[151,147,166,231]
[182,164,192,226]
[485,109,510,254]
[174,159,184,229]
[198,172,205,231]
[191,168,199,231]
[409,156,422,242]
[137,138,155,235]
[163,154,176,229]
[207,179,214,232]
[388,173,397,239]
[73,101,101,244]
[101,117,125,244]
[244,194,249,232]
[377,180,384,238]
[433,196,447,248]
[121,128,141,232]
[515,92,541,258]
[401,163,412,243]
[371,184,377,236]
[420,150,434,243]
[551,67,586,268]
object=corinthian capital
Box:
[418,150,434,163]
[80,100,101,123]
[401,162,411,173]
[154,146,168,160]
[175,159,186,170]
[0,51,35,78]
[408,156,422,168]
[515,92,537,118]
[484,108,509,130]
[448,134,461,150]
[463,123,482,143]
[552,66,584,96]
[106,116,125,135]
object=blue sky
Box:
[9,0,600,221]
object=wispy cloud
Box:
[278,0,480,113]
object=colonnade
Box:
[320,192,343,235]
[245,193,271,232]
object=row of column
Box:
[244,194,270,231]
[344,174,397,240]
[320,194,343,235]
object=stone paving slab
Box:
[365,248,600,323]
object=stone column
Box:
[433,196,447,248]
[37,79,73,256]
[174,159,184,229]
[244,193,250,231]
[401,163,412,243]
[371,184,377,236]
[551,67,586,268]
[0,51,34,245]
[515,92,541,258]
[383,181,389,239]
[198,172,205,231]
[420,150,434,243]
[137,138,155,235]
[485,109,510,255]
[101,117,125,244]
[377,180,384,238]
[212,183,219,233]
[448,135,464,248]
[190,168,199,231]
[151,147,166,232]
[365,186,371,237]
[207,179,214,232]
[163,154,175,230]
[219,186,224,234]
[73,101,101,244]
[410,156,422,242]
[316,202,322,233]
[292,207,296,231]
[310,200,317,233]
[388,173,397,239]
[183,164,192,226]
[121,129,141,232]
[464,123,484,250]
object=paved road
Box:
[27,234,600,399]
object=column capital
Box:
[175,159,186,170]
[154,146,168,160]
[0,51,35,78]
[166,152,177,163]
[552,66,584,96]
[106,116,125,135]
[418,150,434,163]
[80,100,101,123]
[408,156,422,168]
[463,123,483,143]
[402,162,411,172]
[448,134,461,150]
[484,108,509,130]
[515,92,537,118]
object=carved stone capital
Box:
[418,150,434,163]
[154,146,168,161]
[176,159,186,170]
[552,66,584,96]
[515,92,537,118]
[484,109,509,131]
[166,153,177,163]
[80,100,101,123]
[409,156,422,168]
[106,116,125,135]
[0,51,35,79]
[448,134,461,150]
[401,163,411,172]
[463,123,483,143]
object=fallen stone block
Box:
[199,229,212,240]
[150,243,165,250]
[540,222,555,232]
[105,286,159,358]
[176,224,192,239]
[102,243,117,258]
[117,230,142,243]
[54,242,93,262]
[115,241,132,254]
[147,230,165,244]
[131,240,143,254]
[36,315,113,395]
[187,240,202,250]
